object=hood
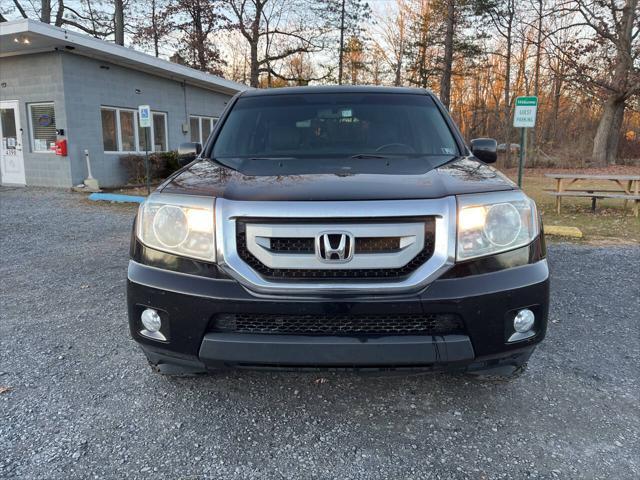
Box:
[159,156,516,201]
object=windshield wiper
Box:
[350,153,390,159]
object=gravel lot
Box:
[0,187,638,480]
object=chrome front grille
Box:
[215,198,456,295]
[235,218,435,280]
[269,237,315,253]
[267,236,402,254]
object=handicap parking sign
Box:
[138,105,151,128]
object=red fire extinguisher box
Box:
[55,139,67,156]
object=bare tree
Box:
[40,0,51,23]
[9,0,115,37]
[440,0,456,108]
[562,0,640,165]
[166,0,227,75]
[132,0,172,57]
[319,0,371,84]
[225,0,328,87]
[114,0,125,45]
[343,35,366,84]
[371,0,408,86]
[405,0,440,89]
[477,0,518,166]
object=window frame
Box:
[28,102,57,154]
[189,115,218,145]
[152,112,169,152]
[101,106,168,154]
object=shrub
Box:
[119,151,181,185]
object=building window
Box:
[101,109,118,151]
[153,113,167,151]
[119,110,136,152]
[101,107,168,153]
[189,117,200,143]
[29,103,57,152]
[189,115,218,144]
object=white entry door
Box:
[0,101,26,186]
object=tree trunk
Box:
[393,8,404,87]
[194,12,207,71]
[503,6,513,168]
[590,0,636,165]
[13,0,28,18]
[152,0,159,58]
[606,101,625,164]
[530,0,543,165]
[439,0,455,109]
[248,1,263,88]
[54,0,64,26]
[547,72,562,145]
[338,0,346,85]
[249,40,260,87]
[394,55,403,86]
[41,0,51,23]
[591,96,625,166]
[114,0,125,45]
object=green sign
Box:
[513,96,538,128]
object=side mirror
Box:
[470,138,498,164]
[177,142,202,166]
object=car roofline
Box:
[238,85,436,97]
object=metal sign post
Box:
[138,105,152,195]
[513,96,538,187]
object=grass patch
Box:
[505,170,639,244]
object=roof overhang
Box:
[0,19,250,96]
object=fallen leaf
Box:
[314,377,328,384]
[0,386,11,394]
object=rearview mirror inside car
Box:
[470,138,498,164]
[178,142,202,166]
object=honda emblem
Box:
[316,232,354,263]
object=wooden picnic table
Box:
[544,173,640,217]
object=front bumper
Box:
[127,257,549,371]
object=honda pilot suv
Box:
[127,86,549,378]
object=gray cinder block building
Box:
[0,19,248,188]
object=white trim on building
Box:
[0,19,250,96]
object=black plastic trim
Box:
[199,333,475,366]
[442,235,546,278]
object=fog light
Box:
[514,309,535,333]
[141,308,161,332]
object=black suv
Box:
[127,86,549,378]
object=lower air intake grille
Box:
[210,313,464,336]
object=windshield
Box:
[212,93,459,159]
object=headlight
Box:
[457,191,539,261]
[136,193,215,262]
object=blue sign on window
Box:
[38,114,51,127]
